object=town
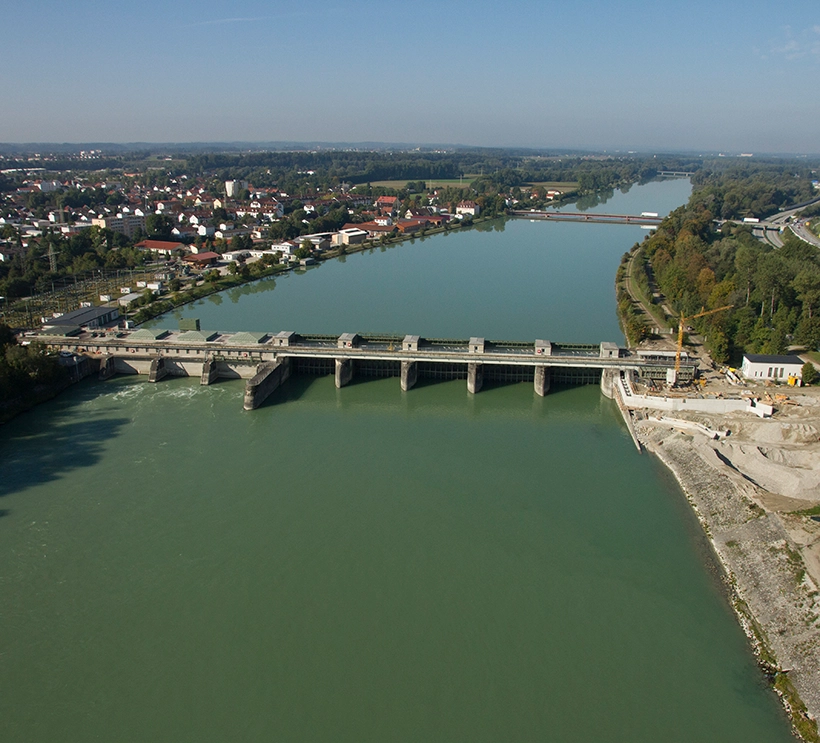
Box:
[0,151,585,327]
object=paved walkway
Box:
[622,248,673,338]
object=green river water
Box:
[0,180,796,742]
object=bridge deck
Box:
[511,210,663,225]
[39,330,693,376]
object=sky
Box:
[1,0,819,153]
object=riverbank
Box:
[0,375,73,425]
[632,399,820,742]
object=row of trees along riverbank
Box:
[0,324,68,423]
[631,165,820,364]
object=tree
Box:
[801,362,818,386]
[794,267,820,319]
[145,214,174,238]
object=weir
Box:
[148,355,168,383]
[335,358,353,388]
[243,358,291,410]
[534,366,551,397]
[200,356,219,386]
[400,361,417,391]
[37,329,697,411]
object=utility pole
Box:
[47,241,57,273]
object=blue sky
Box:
[1,0,818,152]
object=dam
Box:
[41,327,696,410]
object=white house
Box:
[740,354,804,382]
[456,200,480,217]
[332,228,368,246]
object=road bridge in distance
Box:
[41,330,696,411]
[510,210,663,225]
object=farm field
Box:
[366,176,478,189]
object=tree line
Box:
[637,166,820,363]
[0,323,67,420]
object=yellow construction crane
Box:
[675,304,733,374]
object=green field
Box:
[367,176,478,189]
[524,181,578,190]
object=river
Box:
[0,179,796,742]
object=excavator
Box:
[673,305,733,381]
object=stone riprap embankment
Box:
[636,416,820,740]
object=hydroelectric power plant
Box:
[40,328,697,411]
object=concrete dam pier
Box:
[40,329,696,411]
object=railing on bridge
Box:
[39,328,697,409]
[510,210,663,225]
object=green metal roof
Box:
[44,325,81,337]
[176,330,218,343]
[130,328,170,341]
[226,332,267,345]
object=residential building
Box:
[456,200,480,217]
[134,239,185,257]
[92,214,146,238]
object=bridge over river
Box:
[510,210,663,225]
[41,329,696,410]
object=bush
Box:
[801,362,818,385]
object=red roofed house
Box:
[344,221,397,238]
[396,219,423,234]
[182,251,220,267]
[375,195,399,215]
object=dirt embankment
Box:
[633,393,820,741]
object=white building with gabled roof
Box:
[740,354,804,382]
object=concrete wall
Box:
[114,358,153,375]
[335,358,353,388]
[217,361,259,380]
[243,358,291,410]
[401,361,418,391]
[600,369,618,399]
[617,376,774,418]
[162,359,203,377]
[623,394,773,417]
[467,363,483,394]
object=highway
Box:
[790,221,820,249]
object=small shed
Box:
[600,342,620,359]
[118,292,143,308]
[535,339,552,356]
[338,333,360,349]
[273,331,296,347]
[403,335,420,352]
[179,318,200,332]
